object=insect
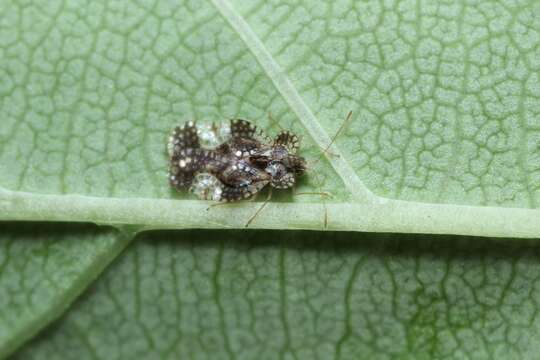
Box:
[168,112,352,227]
[168,119,307,203]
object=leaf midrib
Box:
[2,188,540,238]
[1,1,539,239]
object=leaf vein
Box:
[209,0,377,203]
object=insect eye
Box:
[265,161,286,177]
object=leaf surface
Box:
[0,0,539,235]
[1,0,540,358]
[14,230,540,360]
[0,224,130,358]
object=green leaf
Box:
[0,223,130,358]
[1,0,540,358]
[1,0,539,236]
[13,231,540,360]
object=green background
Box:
[1,0,540,358]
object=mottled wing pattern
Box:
[219,185,256,202]
[169,119,304,203]
[217,159,271,201]
[189,158,271,202]
[189,172,248,202]
[168,121,199,156]
[169,122,222,188]
[274,131,300,154]
[230,119,258,139]
[228,119,271,157]
[169,148,203,188]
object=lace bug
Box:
[168,112,351,228]
[168,120,306,202]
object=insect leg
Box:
[310,170,330,229]
[245,187,273,228]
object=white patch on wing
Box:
[190,172,224,201]
[197,123,231,149]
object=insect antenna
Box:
[206,201,231,211]
[318,174,329,229]
[293,171,332,229]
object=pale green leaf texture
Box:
[1,0,540,359]
[226,0,540,207]
[0,224,130,358]
[1,0,540,234]
[0,0,344,199]
[14,231,540,360]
